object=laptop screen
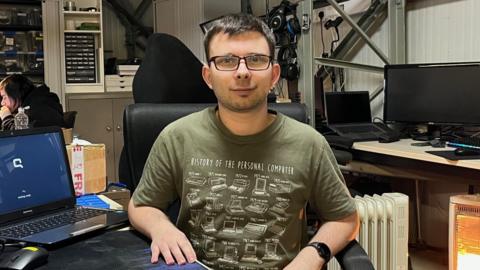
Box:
[325,91,372,124]
[0,129,73,216]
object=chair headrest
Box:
[132,33,217,104]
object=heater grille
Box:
[328,192,409,270]
[449,195,480,270]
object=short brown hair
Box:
[203,13,275,61]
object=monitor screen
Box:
[384,63,480,125]
[325,91,372,124]
[0,130,72,215]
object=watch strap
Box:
[307,242,332,263]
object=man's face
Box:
[0,87,17,112]
[202,31,280,113]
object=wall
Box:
[333,0,480,249]
[329,0,480,118]
[153,0,241,62]
[102,0,154,61]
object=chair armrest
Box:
[335,240,374,270]
[332,149,353,165]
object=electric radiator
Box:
[327,193,409,270]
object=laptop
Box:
[0,127,128,245]
[325,91,392,141]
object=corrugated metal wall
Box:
[407,0,480,63]
[325,0,480,117]
[103,4,127,60]
[102,0,154,61]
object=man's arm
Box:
[128,200,197,265]
[284,211,359,270]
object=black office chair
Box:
[117,33,218,185]
[123,103,374,270]
[63,111,77,129]
[132,33,217,103]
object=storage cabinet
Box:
[60,0,104,93]
[66,93,133,183]
[0,0,44,84]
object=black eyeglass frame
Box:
[208,54,273,71]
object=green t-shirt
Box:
[132,107,356,269]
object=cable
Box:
[265,0,270,21]
[0,238,26,256]
[0,238,5,255]
[330,25,340,56]
[106,182,128,192]
[318,11,327,58]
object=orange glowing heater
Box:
[449,195,480,270]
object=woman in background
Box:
[0,75,65,130]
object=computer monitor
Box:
[384,63,480,127]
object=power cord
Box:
[318,11,328,58]
[0,238,27,256]
[324,16,343,56]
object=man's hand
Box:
[149,222,197,265]
[283,247,324,270]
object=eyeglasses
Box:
[208,54,272,71]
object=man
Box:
[129,13,358,269]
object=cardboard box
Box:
[66,144,106,195]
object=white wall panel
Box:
[103,0,154,60]
[103,4,127,60]
[177,0,204,61]
[407,0,480,63]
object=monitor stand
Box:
[411,125,450,148]
[411,125,443,141]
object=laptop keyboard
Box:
[335,125,381,133]
[0,207,106,239]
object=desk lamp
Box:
[449,195,480,270]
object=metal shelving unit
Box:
[296,0,406,127]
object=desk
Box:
[341,139,480,247]
[5,228,151,270]
[343,139,480,182]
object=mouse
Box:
[454,148,479,156]
[378,132,400,143]
[0,246,49,270]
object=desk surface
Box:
[32,228,151,270]
[347,139,480,181]
[353,139,480,170]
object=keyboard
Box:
[335,125,382,133]
[447,137,480,152]
[0,207,105,238]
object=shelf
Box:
[66,82,103,86]
[62,0,104,94]
[0,0,41,6]
[64,30,101,34]
[0,25,42,31]
[0,51,43,55]
[0,71,43,76]
[63,11,100,16]
[65,83,105,94]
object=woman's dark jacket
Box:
[1,84,65,130]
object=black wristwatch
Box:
[306,242,331,263]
